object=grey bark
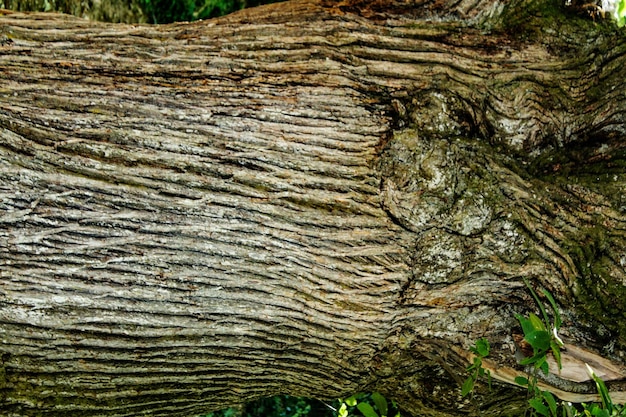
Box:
[0,1,625,416]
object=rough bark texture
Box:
[0,0,625,416]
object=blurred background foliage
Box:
[203,395,337,417]
[139,0,283,23]
[0,0,283,23]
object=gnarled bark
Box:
[0,1,625,416]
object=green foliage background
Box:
[0,0,283,23]
[139,0,283,24]
[202,396,336,417]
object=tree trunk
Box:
[0,1,625,416]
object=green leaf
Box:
[467,356,482,373]
[525,330,551,352]
[542,289,562,330]
[371,393,388,417]
[542,391,558,417]
[357,402,380,417]
[461,376,475,397]
[475,338,490,357]
[515,376,529,386]
[516,314,535,336]
[592,372,613,414]
[540,358,550,375]
[345,396,358,407]
[561,401,576,417]
[339,403,349,417]
[618,0,626,25]
[529,313,547,332]
[474,356,482,366]
[520,353,542,366]
[550,341,562,370]
[523,278,551,330]
[529,397,550,417]
[591,408,610,417]
[522,353,548,370]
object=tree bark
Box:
[0,1,625,416]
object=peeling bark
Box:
[0,1,625,416]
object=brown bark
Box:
[0,1,625,416]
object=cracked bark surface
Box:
[0,0,625,416]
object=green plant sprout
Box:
[513,278,564,417]
[334,278,624,417]
[512,280,626,417]
[566,364,626,417]
[515,278,564,374]
[462,337,492,397]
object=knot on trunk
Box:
[379,130,495,237]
